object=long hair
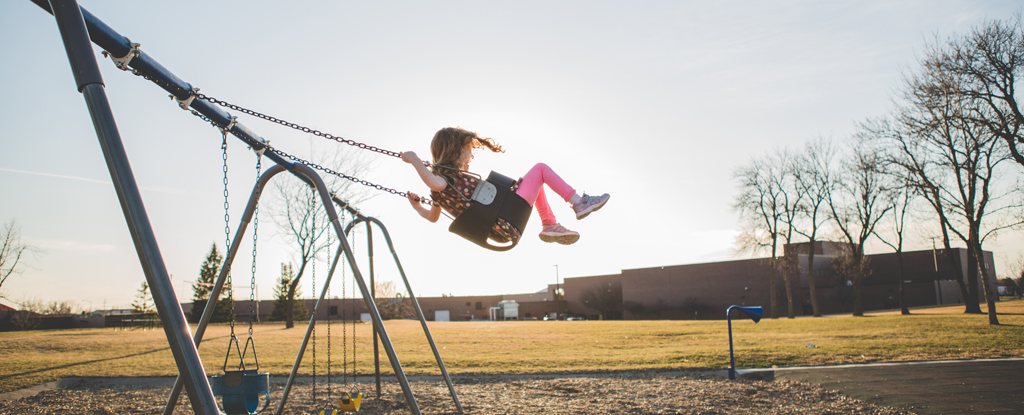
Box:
[429,127,503,173]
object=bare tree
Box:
[579,282,622,320]
[373,280,415,320]
[44,300,77,315]
[774,149,805,319]
[882,45,1023,324]
[271,178,336,329]
[269,145,373,328]
[875,117,975,312]
[733,149,794,319]
[826,134,892,317]
[1,219,37,294]
[1002,253,1024,300]
[930,15,1024,169]
[873,180,917,315]
[791,137,838,317]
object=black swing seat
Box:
[448,171,532,252]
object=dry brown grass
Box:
[1,300,1021,394]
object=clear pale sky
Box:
[2,1,1022,311]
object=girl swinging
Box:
[402,127,609,245]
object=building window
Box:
[328,306,338,316]
[466,302,471,306]
[475,302,482,310]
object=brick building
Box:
[188,242,997,322]
[564,242,996,320]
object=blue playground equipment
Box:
[726,305,763,380]
[32,1,464,414]
[209,369,271,415]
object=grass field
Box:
[1,300,1022,394]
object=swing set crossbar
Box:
[29,0,279,164]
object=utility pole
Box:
[931,237,943,305]
[554,265,561,319]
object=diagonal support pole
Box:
[338,200,464,415]
[270,164,422,415]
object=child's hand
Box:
[407,191,441,222]
[407,192,422,204]
[400,151,420,164]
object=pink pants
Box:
[515,163,575,226]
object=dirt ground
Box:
[0,372,914,415]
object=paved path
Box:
[763,359,1024,414]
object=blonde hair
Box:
[430,127,503,172]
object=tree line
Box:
[733,15,1024,325]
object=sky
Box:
[1,1,1022,311]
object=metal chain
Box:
[122,67,438,206]
[224,134,235,339]
[195,94,403,160]
[311,251,315,401]
[265,145,436,206]
[222,133,231,275]
[249,158,261,337]
[311,217,317,404]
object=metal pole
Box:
[726,306,736,380]
[46,1,220,413]
[932,237,944,305]
[281,166,422,415]
[368,221,382,397]
[555,265,560,319]
[345,213,464,414]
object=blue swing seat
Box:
[210,369,271,415]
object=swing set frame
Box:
[34,1,461,414]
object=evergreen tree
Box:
[270,263,308,322]
[189,243,234,323]
[132,281,155,315]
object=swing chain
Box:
[264,145,437,206]
[114,60,399,159]
[223,133,235,339]
[249,158,261,337]
[325,243,331,404]
[119,66,439,207]
[311,222,317,405]
[196,95,404,159]
[222,133,231,270]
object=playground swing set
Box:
[33,1,473,414]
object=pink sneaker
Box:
[572,193,610,220]
[539,223,579,245]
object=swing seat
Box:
[210,369,271,415]
[316,392,361,415]
[449,171,532,252]
[338,392,362,412]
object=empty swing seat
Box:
[338,392,362,412]
[210,369,271,415]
